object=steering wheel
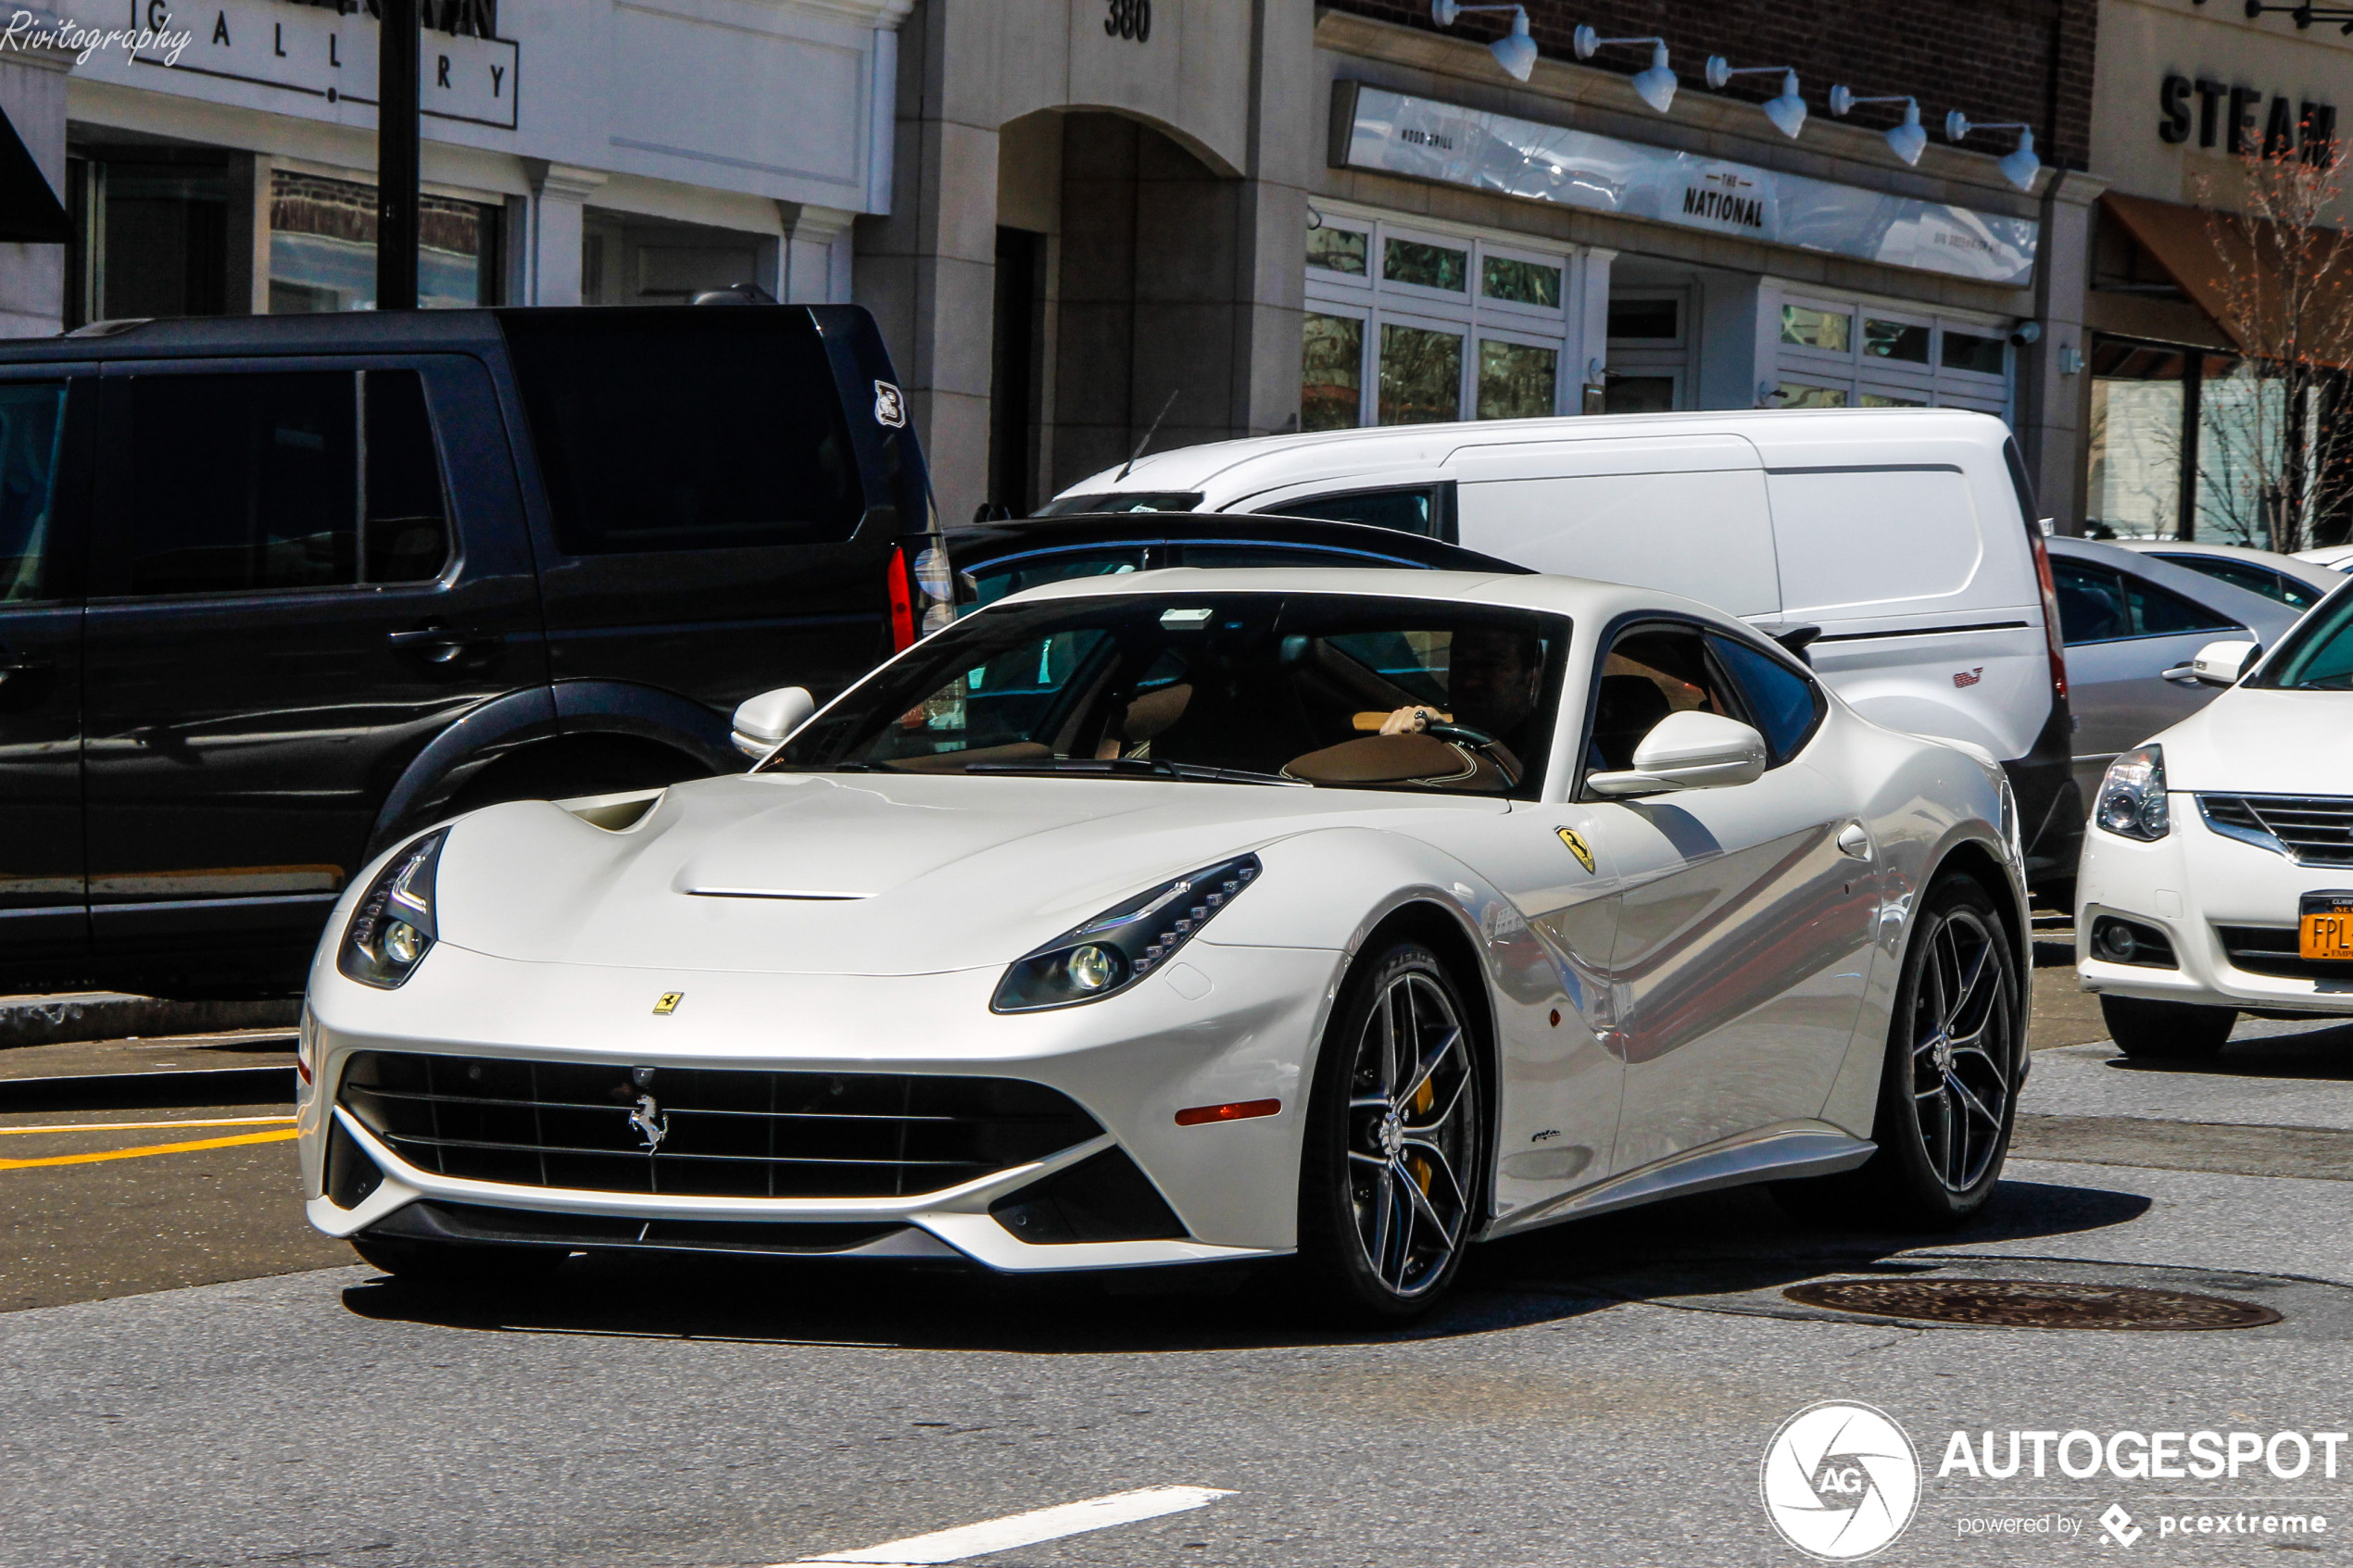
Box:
[1420,721,1521,787]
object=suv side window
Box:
[0,383,67,603]
[127,371,358,595]
[1708,633,1824,765]
[120,370,452,596]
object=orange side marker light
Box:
[1174,1098,1281,1127]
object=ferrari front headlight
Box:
[2095,745,2170,842]
[338,830,447,988]
[992,855,1262,1012]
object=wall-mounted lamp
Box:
[1705,57,1806,139]
[1829,86,1927,165]
[1430,2,1539,81]
[2058,344,2083,376]
[1573,28,1677,113]
[1944,111,2042,192]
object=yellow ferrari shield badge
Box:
[1556,828,1595,874]
[652,992,684,1016]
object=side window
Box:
[0,383,67,603]
[2122,571,2238,636]
[2050,558,2128,645]
[963,547,1145,615]
[126,371,358,596]
[1589,623,1735,772]
[1178,543,1417,571]
[362,370,451,583]
[1275,487,1439,537]
[1709,633,1824,766]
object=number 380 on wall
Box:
[1105,0,1151,41]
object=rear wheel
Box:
[1295,941,1484,1322]
[1779,875,2022,1229]
[351,1236,563,1285]
[2101,995,2235,1060]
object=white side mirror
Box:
[732,685,815,759]
[2186,639,2259,687]
[1587,709,1768,797]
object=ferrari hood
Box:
[2155,688,2353,795]
[430,771,1503,975]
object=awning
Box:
[0,99,68,245]
[2102,191,2353,365]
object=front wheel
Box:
[1782,875,2022,1229]
[1294,941,1484,1322]
[2101,995,2234,1060]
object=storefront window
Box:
[1778,383,1850,408]
[269,171,500,313]
[1608,297,1679,340]
[1864,319,1930,363]
[69,155,229,324]
[2196,359,2289,544]
[1780,305,1851,353]
[1477,340,1557,420]
[1307,226,1367,276]
[1860,392,1926,408]
[1942,331,2008,375]
[1302,313,1365,433]
[1378,322,1463,424]
[1481,256,1560,308]
[1383,237,1466,293]
[2085,343,2185,538]
[2081,338,2292,543]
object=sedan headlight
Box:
[992,855,1261,1012]
[2095,745,2170,842]
[338,830,447,988]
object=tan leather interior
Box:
[1282,733,1499,790]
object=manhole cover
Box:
[1783,1277,2283,1331]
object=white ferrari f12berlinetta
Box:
[299,569,2030,1319]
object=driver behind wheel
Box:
[1377,627,1545,770]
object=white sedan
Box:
[2078,584,2353,1056]
[296,570,2028,1319]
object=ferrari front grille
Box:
[335,1051,1101,1198]
[2200,794,2353,866]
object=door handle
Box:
[387,627,499,665]
[1836,822,1873,860]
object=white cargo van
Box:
[1050,408,2082,890]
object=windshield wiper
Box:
[963,757,1307,786]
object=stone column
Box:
[781,204,857,305]
[1569,246,1616,413]
[2020,169,2104,534]
[523,162,608,308]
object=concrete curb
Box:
[0,995,301,1049]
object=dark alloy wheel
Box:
[1779,875,2022,1229]
[1297,940,1483,1320]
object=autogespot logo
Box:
[1761,1401,1922,1560]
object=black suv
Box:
[0,306,939,996]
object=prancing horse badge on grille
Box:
[628,1092,668,1152]
[653,991,683,1015]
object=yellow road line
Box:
[0,1129,299,1170]
[0,1114,298,1136]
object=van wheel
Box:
[2101,995,2234,1060]
[1777,875,2021,1230]
[1294,941,1483,1323]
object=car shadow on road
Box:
[335,1176,2152,1352]
[2095,1021,2353,1081]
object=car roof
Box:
[942,512,1530,574]
[989,563,1753,633]
[2045,535,2308,631]
[2112,539,2347,593]
[1057,406,2016,503]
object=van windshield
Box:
[764,592,1567,797]
[1036,492,1202,516]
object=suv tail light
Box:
[885,545,916,652]
[2029,527,2070,705]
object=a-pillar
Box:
[524,162,608,307]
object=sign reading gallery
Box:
[1329,81,2038,287]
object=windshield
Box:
[1035,492,1202,516]
[765,593,1568,797]
[2251,586,2353,689]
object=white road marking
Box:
[771,1485,1236,1567]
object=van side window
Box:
[0,383,66,603]
[1708,633,1823,764]
[363,370,450,583]
[501,312,864,556]
[1277,486,1441,537]
[126,371,359,595]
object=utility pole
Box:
[376,0,421,310]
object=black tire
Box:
[351,1236,563,1285]
[1294,940,1485,1323]
[2101,995,2235,1060]
[1779,874,2023,1230]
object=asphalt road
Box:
[7,958,2353,1567]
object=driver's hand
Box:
[1379,705,1450,736]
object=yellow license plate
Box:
[2299,894,2353,961]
